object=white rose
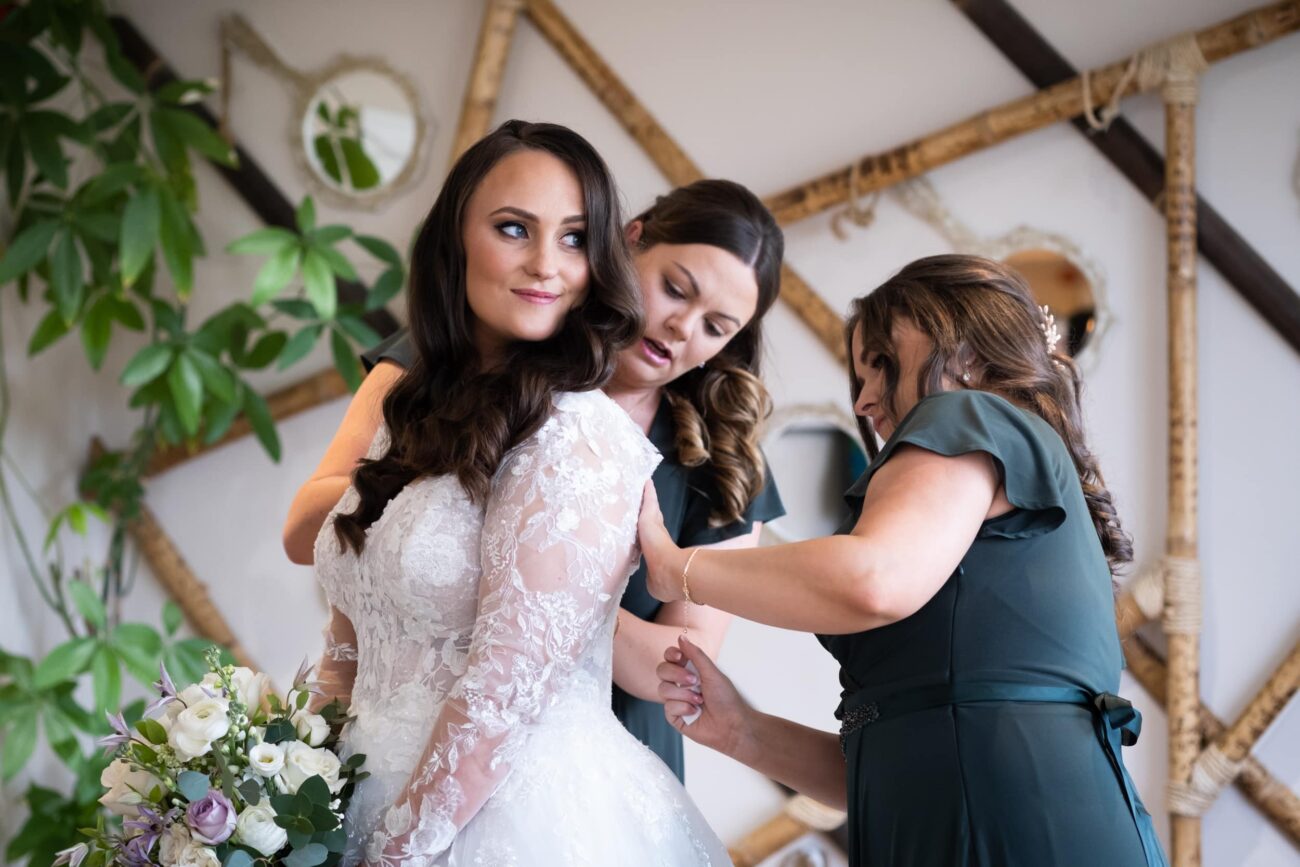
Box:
[175,842,220,867]
[278,741,343,794]
[247,742,285,777]
[98,759,161,817]
[234,801,288,857]
[168,696,230,761]
[158,823,191,867]
[203,667,271,712]
[159,684,211,734]
[291,710,329,747]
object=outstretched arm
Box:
[363,401,658,863]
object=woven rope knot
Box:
[1162,555,1202,634]
[1080,33,1207,131]
[832,161,882,240]
[1168,744,1245,816]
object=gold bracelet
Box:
[681,547,702,605]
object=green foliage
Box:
[0,3,406,859]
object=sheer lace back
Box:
[315,390,710,865]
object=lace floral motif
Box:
[313,392,729,866]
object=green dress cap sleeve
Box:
[360,328,414,372]
[853,390,1070,540]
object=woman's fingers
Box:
[664,699,699,723]
[657,659,695,687]
[659,681,704,705]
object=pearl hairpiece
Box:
[1040,305,1061,355]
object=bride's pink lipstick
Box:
[512,288,559,304]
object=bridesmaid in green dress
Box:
[282,179,786,782]
[640,255,1167,866]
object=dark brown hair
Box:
[633,180,783,526]
[844,254,1132,573]
[333,120,642,553]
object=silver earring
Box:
[961,365,971,383]
[698,363,705,370]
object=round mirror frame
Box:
[289,55,431,212]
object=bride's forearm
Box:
[733,710,846,810]
[613,603,730,702]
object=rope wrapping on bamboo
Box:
[832,161,882,240]
[1129,564,1167,622]
[1168,743,1247,816]
[784,795,846,831]
[1161,555,1203,634]
[1079,33,1209,130]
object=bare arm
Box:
[310,606,358,712]
[611,526,760,702]
[282,361,403,564]
[640,445,1003,634]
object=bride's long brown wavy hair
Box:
[845,254,1133,575]
[333,120,642,554]
[633,180,784,527]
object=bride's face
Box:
[461,149,591,364]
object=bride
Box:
[311,120,729,865]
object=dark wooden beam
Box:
[952,0,1300,356]
[108,16,399,338]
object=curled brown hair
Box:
[845,254,1132,574]
[333,120,642,554]
[632,180,784,526]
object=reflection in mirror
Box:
[1002,249,1097,356]
[303,69,419,196]
[761,405,868,545]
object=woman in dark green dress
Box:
[282,179,786,781]
[640,255,1167,866]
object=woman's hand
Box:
[658,636,753,760]
[638,481,687,603]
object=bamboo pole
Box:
[1213,638,1300,764]
[1123,636,1300,849]
[762,0,1300,227]
[1162,62,1203,867]
[728,813,810,867]
[145,369,349,477]
[522,0,847,363]
[448,0,525,166]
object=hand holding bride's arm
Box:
[364,403,658,864]
[659,637,847,809]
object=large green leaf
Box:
[241,386,280,461]
[330,329,363,391]
[119,186,160,287]
[154,107,236,167]
[49,229,84,323]
[295,197,316,234]
[227,226,297,256]
[277,324,323,370]
[67,580,106,630]
[239,331,288,369]
[0,219,59,284]
[185,348,237,404]
[90,645,121,714]
[158,189,194,296]
[120,343,175,387]
[80,294,113,370]
[202,390,242,445]
[1,706,38,779]
[365,268,404,311]
[23,111,71,189]
[251,244,302,305]
[302,250,336,321]
[27,308,70,356]
[79,162,142,207]
[310,225,352,245]
[33,637,97,689]
[311,241,357,281]
[354,234,402,268]
[111,623,164,685]
[166,352,204,436]
[335,314,381,349]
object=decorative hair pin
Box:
[1040,305,1061,355]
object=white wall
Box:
[3,1,1297,863]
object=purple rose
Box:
[185,790,236,844]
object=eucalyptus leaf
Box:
[177,770,210,802]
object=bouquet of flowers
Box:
[55,648,366,867]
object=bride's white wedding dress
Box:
[315,390,730,866]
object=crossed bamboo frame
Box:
[109,2,1300,863]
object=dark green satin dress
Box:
[819,390,1166,867]
[362,331,785,781]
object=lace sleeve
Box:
[314,606,358,711]
[364,394,659,864]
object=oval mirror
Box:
[1002,248,1097,356]
[761,405,869,545]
